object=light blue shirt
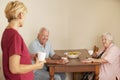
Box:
[29,38,55,71]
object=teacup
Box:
[88,50,93,55]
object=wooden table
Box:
[47,58,100,80]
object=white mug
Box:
[37,52,46,61]
[88,50,93,55]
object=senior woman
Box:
[83,32,120,80]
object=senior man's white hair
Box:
[39,27,49,34]
[102,32,113,41]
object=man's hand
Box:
[46,58,66,64]
[51,54,61,60]
[56,59,66,64]
[30,54,37,61]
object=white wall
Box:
[68,0,120,49]
[0,0,120,80]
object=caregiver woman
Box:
[1,1,45,80]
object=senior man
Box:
[29,27,66,80]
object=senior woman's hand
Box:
[81,58,94,63]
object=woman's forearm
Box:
[9,54,44,74]
[17,63,43,74]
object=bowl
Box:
[65,52,80,58]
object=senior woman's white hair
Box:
[102,32,113,41]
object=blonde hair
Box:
[4,1,27,22]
